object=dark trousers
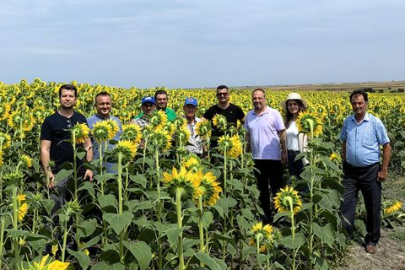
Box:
[340,162,381,244]
[254,159,284,223]
[287,150,304,179]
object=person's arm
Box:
[83,137,94,182]
[245,133,251,152]
[279,129,287,164]
[40,140,55,189]
[378,143,391,182]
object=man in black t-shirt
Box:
[40,84,93,212]
[202,85,245,147]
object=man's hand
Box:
[47,172,55,189]
[281,150,287,165]
[377,169,388,182]
[84,169,93,182]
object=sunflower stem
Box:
[61,219,68,262]
[198,196,205,267]
[0,216,5,270]
[12,185,20,268]
[176,187,185,270]
[155,147,163,270]
[117,152,125,263]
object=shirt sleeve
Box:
[40,118,53,141]
[237,106,245,120]
[275,111,286,131]
[375,118,390,145]
[203,107,214,120]
[339,118,347,142]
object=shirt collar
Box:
[253,106,270,116]
[350,112,369,124]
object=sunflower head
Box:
[66,200,82,216]
[296,111,323,137]
[212,114,227,131]
[172,117,187,131]
[104,119,120,140]
[182,154,203,173]
[174,127,190,145]
[112,140,138,163]
[195,120,212,138]
[121,123,142,144]
[197,171,222,206]
[92,121,111,143]
[162,167,201,201]
[149,110,168,131]
[71,123,90,144]
[218,134,242,159]
[274,186,302,215]
[21,154,33,168]
[384,200,403,215]
[329,152,341,163]
[148,130,172,152]
[18,202,29,222]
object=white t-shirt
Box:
[286,121,299,151]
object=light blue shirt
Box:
[244,106,285,160]
[340,113,390,167]
[87,114,123,173]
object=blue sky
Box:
[1,0,404,88]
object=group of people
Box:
[40,84,391,254]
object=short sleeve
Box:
[203,107,215,120]
[40,118,53,141]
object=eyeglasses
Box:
[217,93,228,97]
[66,119,72,128]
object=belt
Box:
[343,161,379,170]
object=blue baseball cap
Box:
[184,97,197,107]
[142,96,156,105]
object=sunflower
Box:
[162,167,201,201]
[196,171,222,206]
[105,119,120,140]
[329,152,341,162]
[384,200,403,215]
[0,151,3,167]
[0,103,11,121]
[21,154,33,168]
[148,130,172,152]
[161,122,175,137]
[174,127,190,145]
[18,202,29,222]
[172,116,187,131]
[121,123,142,144]
[0,132,12,149]
[217,134,243,158]
[296,111,323,137]
[71,123,90,144]
[274,185,302,215]
[182,154,203,172]
[31,107,46,124]
[195,119,212,138]
[249,222,274,253]
[212,114,227,131]
[91,121,111,143]
[23,254,70,270]
[149,110,168,131]
[112,140,138,163]
[7,111,34,132]
[17,194,27,202]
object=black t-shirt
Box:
[40,111,88,173]
[203,103,245,144]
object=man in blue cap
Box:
[183,97,204,155]
[131,96,156,128]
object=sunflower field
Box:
[0,78,405,270]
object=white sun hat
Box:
[281,93,308,110]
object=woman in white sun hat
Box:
[281,92,309,180]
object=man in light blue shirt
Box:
[339,89,391,254]
[87,92,123,173]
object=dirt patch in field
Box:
[334,177,405,270]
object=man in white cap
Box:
[182,97,204,155]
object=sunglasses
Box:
[217,93,228,97]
